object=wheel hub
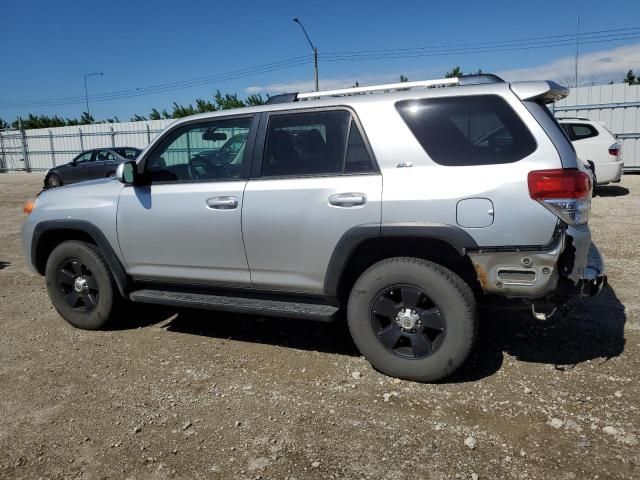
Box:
[74,276,89,293]
[396,308,420,330]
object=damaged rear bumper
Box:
[468,224,606,299]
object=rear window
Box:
[396,95,537,166]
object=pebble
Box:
[614,391,622,398]
[523,387,532,394]
[577,436,591,448]
[464,436,477,450]
[182,422,192,431]
[351,371,361,380]
[133,426,141,433]
[547,418,564,429]
[311,461,320,468]
[603,426,618,436]
[471,474,479,480]
[235,421,242,427]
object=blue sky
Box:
[1,0,639,122]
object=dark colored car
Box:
[44,147,141,189]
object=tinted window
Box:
[145,117,251,182]
[396,95,537,166]
[262,110,375,176]
[570,123,598,140]
[345,120,375,173]
[115,148,141,159]
[96,150,116,161]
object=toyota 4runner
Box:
[22,74,606,382]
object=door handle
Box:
[206,196,238,210]
[329,193,367,207]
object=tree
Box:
[245,94,265,106]
[445,66,463,78]
[624,69,638,85]
[131,114,147,122]
[214,90,244,110]
[0,118,8,129]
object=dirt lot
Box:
[0,173,638,480]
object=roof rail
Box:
[265,73,505,104]
[297,77,458,100]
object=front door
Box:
[65,151,93,183]
[242,109,382,294]
[89,149,117,179]
[117,116,255,286]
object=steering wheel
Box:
[188,154,217,180]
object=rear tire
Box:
[347,257,477,382]
[45,240,122,330]
[46,173,62,188]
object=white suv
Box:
[557,118,623,186]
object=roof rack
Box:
[265,74,505,104]
[555,116,590,121]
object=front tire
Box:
[347,257,477,382]
[46,173,63,188]
[45,240,122,330]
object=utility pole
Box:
[83,72,104,117]
[574,9,580,88]
[293,17,319,91]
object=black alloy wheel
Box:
[57,259,99,312]
[371,285,446,359]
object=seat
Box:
[265,130,299,176]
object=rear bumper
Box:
[579,242,607,296]
[596,159,624,184]
[468,225,605,299]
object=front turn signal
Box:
[23,199,35,215]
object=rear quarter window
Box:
[568,123,599,141]
[396,95,537,166]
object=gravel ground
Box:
[0,173,638,480]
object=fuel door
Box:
[456,198,494,228]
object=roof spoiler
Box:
[510,81,570,104]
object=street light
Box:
[292,17,319,91]
[83,72,104,117]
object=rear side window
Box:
[565,123,599,141]
[262,110,376,177]
[396,95,537,166]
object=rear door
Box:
[242,108,382,294]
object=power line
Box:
[0,56,311,108]
[321,26,640,56]
[321,30,640,61]
[1,26,639,110]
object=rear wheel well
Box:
[34,229,97,274]
[336,237,480,305]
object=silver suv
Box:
[22,74,606,382]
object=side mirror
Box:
[116,161,136,184]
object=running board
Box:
[129,289,339,322]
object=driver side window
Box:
[145,116,252,183]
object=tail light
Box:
[528,169,591,225]
[608,143,621,157]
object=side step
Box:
[129,289,340,322]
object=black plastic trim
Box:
[31,220,131,296]
[323,222,478,303]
